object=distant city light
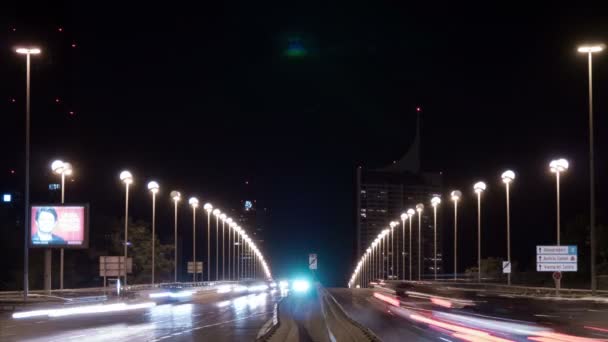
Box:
[2,194,11,203]
[48,183,60,191]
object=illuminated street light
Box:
[189,197,199,282]
[450,190,462,280]
[550,159,569,245]
[431,196,441,280]
[578,43,604,294]
[147,181,159,285]
[220,213,227,280]
[16,47,43,297]
[203,203,213,281]
[213,208,221,281]
[407,208,415,280]
[51,160,73,290]
[120,170,133,286]
[400,213,408,279]
[473,182,486,283]
[416,204,424,280]
[501,170,515,285]
[170,191,181,282]
[389,221,397,279]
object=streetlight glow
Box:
[147,181,159,194]
[120,170,133,184]
[578,44,605,53]
[16,48,41,54]
[501,170,515,184]
[473,181,486,194]
[549,158,569,173]
[431,196,441,207]
[450,190,462,201]
[189,197,199,207]
[170,191,181,201]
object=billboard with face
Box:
[30,205,89,248]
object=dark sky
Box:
[2,2,608,286]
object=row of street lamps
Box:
[348,158,571,289]
[117,170,272,286]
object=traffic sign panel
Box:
[502,261,511,274]
[309,254,317,270]
[537,255,577,262]
[537,263,577,272]
[536,246,577,255]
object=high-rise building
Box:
[355,110,443,279]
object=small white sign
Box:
[309,254,317,270]
[537,255,577,263]
[537,263,577,272]
[502,261,511,274]
[536,246,577,255]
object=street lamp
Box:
[578,44,606,295]
[431,196,441,280]
[235,226,242,280]
[578,43,604,294]
[119,170,133,286]
[17,47,41,299]
[450,190,462,280]
[366,247,372,287]
[203,203,213,281]
[220,213,227,280]
[474,181,486,283]
[389,221,398,279]
[400,213,408,280]
[407,208,415,280]
[416,203,424,280]
[170,191,181,282]
[189,197,199,282]
[227,218,234,279]
[212,208,221,281]
[501,170,515,285]
[549,159,569,245]
[51,160,73,290]
[147,181,159,285]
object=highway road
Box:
[329,287,608,341]
[0,290,282,342]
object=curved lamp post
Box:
[431,196,441,280]
[473,182,486,283]
[52,160,73,290]
[170,191,181,282]
[147,181,159,285]
[400,213,408,280]
[119,170,133,286]
[501,170,515,285]
[407,208,415,280]
[416,203,424,280]
[389,221,398,279]
[189,197,199,282]
[203,203,213,281]
[450,190,462,280]
[578,44,604,294]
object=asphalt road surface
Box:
[328,287,608,341]
[0,290,282,342]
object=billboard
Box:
[30,204,89,248]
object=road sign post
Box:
[536,245,577,295]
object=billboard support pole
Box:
[60,173,65,290]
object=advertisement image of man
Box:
[32,207,66,245]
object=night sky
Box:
[2,2,608,286]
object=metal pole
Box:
[433,207,437,281]
[222,220,225,280]
[207,213,211,282]
[124,183,129,287]
[216,216,219,281]
[409,219,412,281]
[506,183,511,286]
[60,173,65,289]
[454,201,458,281]
[402,220,405,280]
[477,192,481,283]
[587,52,597,294]
[237,234,240,280]
[193,207,196,282]
[174,200,178,282]
[391,228,394,278]
[151,192,156,285]
[557,172,561,246]
[23,53,31,301]
[418,214,422,280]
